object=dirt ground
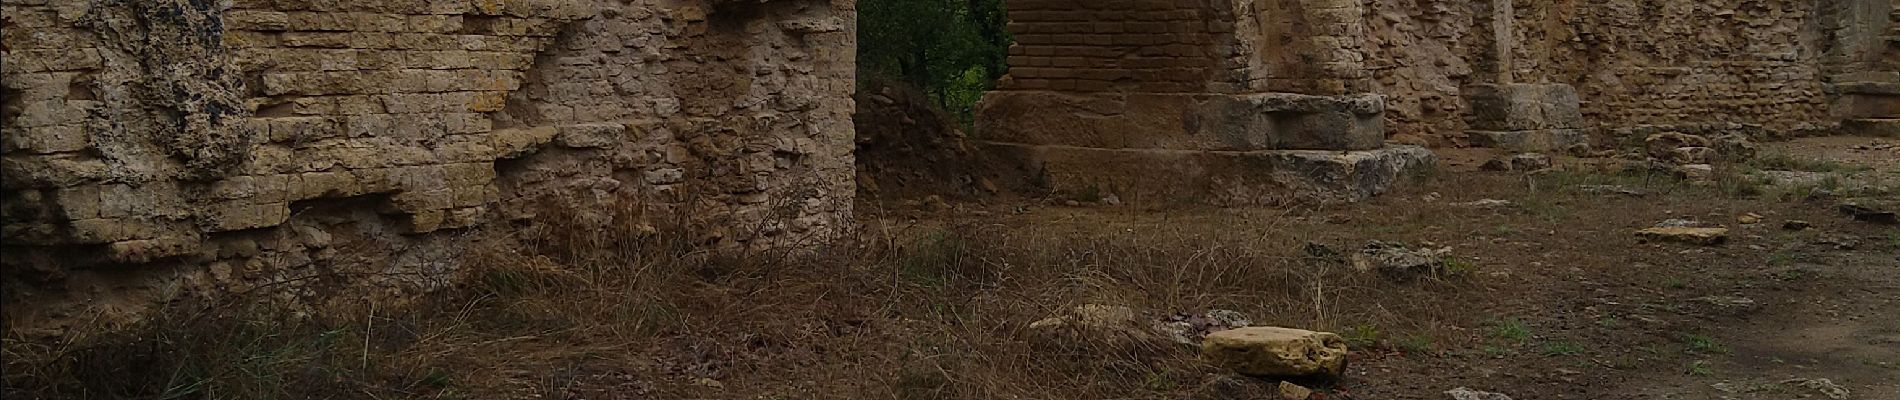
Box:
[6,137,1895,400]
[864,135,1900,399]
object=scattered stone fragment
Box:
[1736,213,1763,225]
[1655,218,1705,228]
[1445,387,1514,400]
[1637,227,1729,246]
[1579,185,1646,197]
[1278,381,1315,400]
[1783,220,1813,231]
[1646,132,1712,159]
[1350,240,1455,279]
[1454,199,1514,209]
[1201,327,1349,378]
[1839,203,1897,224]
[1782,378,1850,400]
[1510,153,1553,171]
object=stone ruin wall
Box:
[1,0,855,325]
[1366,0,1893,144]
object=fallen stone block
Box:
[1637,227,1729,246]
[1201,327,1348,378]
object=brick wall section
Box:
[0,0,854,315]
[1001,0,1242,93]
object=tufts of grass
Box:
[1489,318,1532,343]
[1681,333,1730,355]
[1686,360,1716,377]
[1539,341,1585,357]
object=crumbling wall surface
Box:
[0,0,854,328]
[1365,0,1845,143]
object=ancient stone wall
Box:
[1365,0,1891,143]
[1002,0,1243,93]
[1,0,854,324]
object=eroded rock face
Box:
[1200,327,1350,378]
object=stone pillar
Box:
[1827,0,1900,136]
[1485,0,1514,85]
[974,0,1435,205]
[1462,0,1587,152]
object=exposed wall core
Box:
[2,0,855,326]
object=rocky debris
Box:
[1511,153,1553,171]
[1579,185,1647,197]
[1736,213,1764,225]
[1278,381,1315,400]
[1783,220,1814,231]
[1644,132,1756,167]
[1637,227,1729,246]
[1839,203,1897,224]
[1157,310,1254,346]
[1201,327,1349,378]
[1445,387,1514,400]
[1782,378,1851,400]
[1673,164,1716,182]
[1350,241,1456,279]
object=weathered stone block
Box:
[1464,83,1584,131]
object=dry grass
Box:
[1,186,1507,399]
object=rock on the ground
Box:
[1453,199,1514,209]
[1579,184,1647,197]
[1783,220,1813,231]
[1157,309,1254,345]
[1673,164,1715,182]
[1480,158,1512,171]
[1783,378,1851,400]
[1278,381,1315,400]
[1445,387,1514,400]
[1201,327,1349,378]
[1637,227,1729,245]
[1511,153,1553,171]
[1840,203,1897,224]
[1351,241,1455,279]
[1737,213,1764,224]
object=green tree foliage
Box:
[858,0,1011,122]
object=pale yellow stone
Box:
[1637,227,1729,246]
[1201,327,1349,378]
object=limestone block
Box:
[1201,327,1349,378]
[69,218,164,244]
[205,203,291,232]
[556,123,626,149]
[1464,83,1583,131]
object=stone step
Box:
[979,142,1437,205]
[1466,129,1590,152]
[1840,119,1900,138]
